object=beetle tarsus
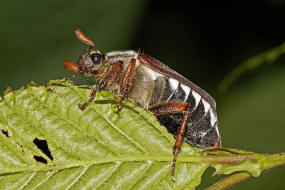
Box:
[116,101,122,111]
[78,102,87,110]
[78,85,98,110]
[116,93,127,111]
[78,100,92,111]
[171,148,180,180]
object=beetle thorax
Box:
[105,50,138,64]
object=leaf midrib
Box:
[1,154,215,174]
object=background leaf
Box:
[218,42,285,93]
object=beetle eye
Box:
[90,53,102,64]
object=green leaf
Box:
[0,79,208,190]
[0,79,284,190]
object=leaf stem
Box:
[205,152,285,190]
[205,172,251,190]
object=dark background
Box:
[0,0,285,189]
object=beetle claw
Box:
[116,103,121,111]
[78,102,86,111]
[170,175,176,182]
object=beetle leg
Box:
[100,61,123,88]
[149,101,191,178]
[78,85,99,110]
[78,61,123,110]
[117,59,136,110]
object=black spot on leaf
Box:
[33,155,47,164]
[1,129,9,137]
[33,138,54,161]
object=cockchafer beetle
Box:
[64,29,221,178]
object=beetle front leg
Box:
[117,58,136,110]
[78,61,123,110]
[78,85,99,110]
[149,101,191,179]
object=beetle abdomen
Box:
[132,55,221,148]
[157,78,220,148]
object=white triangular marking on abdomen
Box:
[214,122,220,141]
[209,108,217,126]
[181,84,191,102]
[166,78,179,101]
[202,99,210,113]
[192,91,201,108]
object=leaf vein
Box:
[95,162,121,189]
[129,161,153,189]
[18,171,36,190]
[34,171,57,189]
[66,85,147,153]
[66,165,90,190]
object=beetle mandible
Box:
[64,29,221,178]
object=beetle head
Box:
[64,29,108,77]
